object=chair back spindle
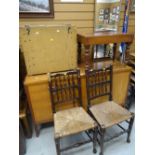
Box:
[48,69,82,113]
[85,65,113,108]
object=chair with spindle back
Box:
[85,65,134,155]
[48,69,97,155]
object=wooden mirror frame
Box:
[19,0,54,18]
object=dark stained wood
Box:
[19,0,54,18]
[78,42,82,64]
[84,45,91,69]
[19,121,26,155]
[19,107,32,138]
[85,65,113,107]
[113,43,117,61]
[48,69,97,154]
[77,32,134,67]
[48,69,82,113]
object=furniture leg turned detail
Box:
[113,43,117,61]
[93,127,97,154]
[55,138,61,155]
[127,113,135,143]
[49,70,96,154]
[78,42,82,64]
[99,128,105,155]
[84,45,91,69]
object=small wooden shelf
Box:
[129,53,135,57]
[129,60,135,65]
[132,69,135,74]
[131,75,135,82]
[130,82,135,87]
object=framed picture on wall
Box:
[99,9,104,15]
[112,7,117,14]
[104,8,109,14]
[19,0,54,18]
[99,15,104,21]
[104,14,109,20]
[111,14,116,21]
[115,14,119,22]
[116,6,120,14]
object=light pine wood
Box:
[54,4,94,12]
[119,13,135,20]
[118,26,135,33]
[54,0,94,3]
[24,61,131,124]
[119,19,135,26]
[19,0,133,36]
[129,52,135,57]
[25,83,53,123]
[55,12,94,20]
[112,68,131,105]
[20,20,94,28]
[19,0,95,33]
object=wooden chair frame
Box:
[85,65,134,155]
[48,69,97,155]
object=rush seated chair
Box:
[85,65,134,155]
[48,69,97,155]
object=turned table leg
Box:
[84,45,91,69]
[113,43,117,61]
[78,42,82,64]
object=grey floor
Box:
[25,105,135,155]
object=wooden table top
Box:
[77,32,134,45]
[24,60,131,85]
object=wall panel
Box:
[19,0,135,44]
[20,0,95,33]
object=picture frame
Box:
[130,0,135,12]
[99,15,104,22]
[111,14,116,21]
[104,8,109,14]
[99,9,104,15]
[19,0,54,18]
[104,14,109,20]
[113,7,117,14]
[115,14,119,22]
[116,6,120,14]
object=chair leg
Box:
[99,128,105,155]
[55,138,60,155]
[127,114,135,143]
[22,116,32,138]
[34,124,40,137]
[93,127,97,153]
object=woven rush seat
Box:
[90,101,132,128]
[54,107,96,138]
[85,66,134,155]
